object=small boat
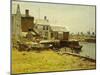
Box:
[68,40,82,50]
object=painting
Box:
[11,0,96,74]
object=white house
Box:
[34,16,51,40]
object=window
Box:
[46,26,48,30]
[43,26,48,30]
[43,26,45,30]
[45,32,48,36]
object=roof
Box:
[40,40,60,44]
[21,14,33,18]
[40,40,53,44]
[21,32,27,37]
[21,32,36,37]
[35,19,49,25]
[51,26,68,32]
[31,32,36,35]
[12,14,33,17]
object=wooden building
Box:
[34,16,51,40]
[21,10,34,32]
[51,26,69,40]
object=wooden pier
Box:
[57,51,96,62]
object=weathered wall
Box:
[12,14,21,41]
[21,17,34,32]
[63,32,69,40]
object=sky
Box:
[12,1,96,33]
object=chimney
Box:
[25,9,29,16]
[44,16,47,20]
[44,16,49,22]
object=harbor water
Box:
[79,42,96,59]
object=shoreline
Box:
[12,48,96,74]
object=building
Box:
[34,17,69,40]
[26,29,38,41]
[21,10,34,32]
[51,26,69,40]
[34,16,51,40]
[12,4,22,41]
[12,4,69,42]
[12,4,35,40]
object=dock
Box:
[57,51,96,62]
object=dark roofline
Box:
[21,14,34,18]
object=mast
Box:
[38,8,40,19]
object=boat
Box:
[68,40,82,50]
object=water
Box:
[79,42,96,59]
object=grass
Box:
[12,48,96,74]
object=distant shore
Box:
[69,35,96,43]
